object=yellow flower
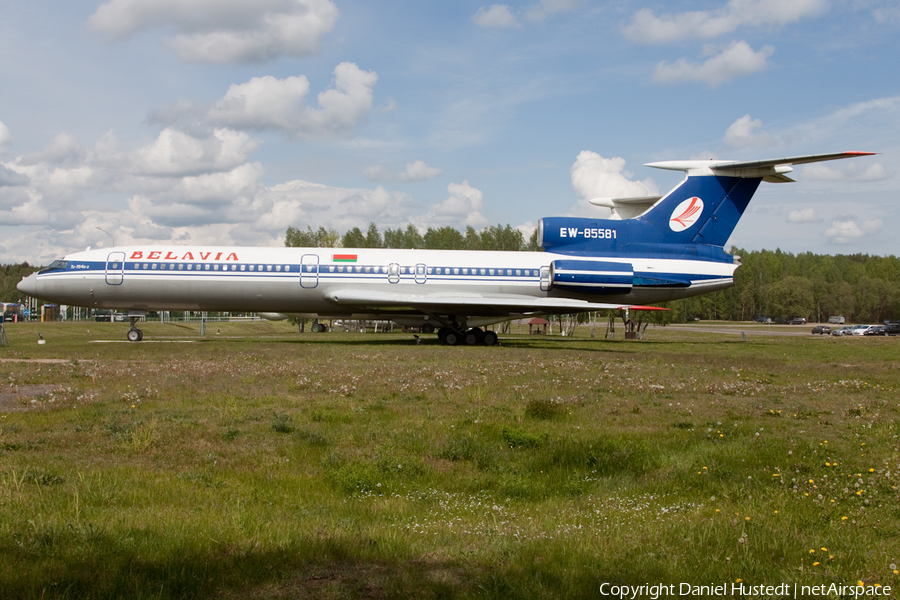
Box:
[869,468,874,472]
[745,517,750,521]
[858,581,865,587]
[821,547,827,551]
[842,516,848,520]
[813,561,820,566]
[735,579,742,583]
[810,549,816,554]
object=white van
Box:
[828,316,845,324]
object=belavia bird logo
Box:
[669,197,704,232]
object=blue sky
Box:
[1,0,898,264]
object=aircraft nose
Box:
[17,273,39,297]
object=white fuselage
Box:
[19,245,736,326]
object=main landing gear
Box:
[435,322,498,347]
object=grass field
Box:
[1,321,898,599]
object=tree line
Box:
[285,223,542,252]
[670,249,900,324]
[0,263,38,304]
[286,223,900,324]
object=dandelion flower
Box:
[821,547,827,551]
[813,561,820,566]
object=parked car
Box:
[831,327,851,336]
[885,322,900,336]
[828,315,846,324]
[864,325,887,336]
[850,325,875,336]
[685,316,700,322]
[790,317,807,325]
[753,315,769,323]
[811,325,831,335]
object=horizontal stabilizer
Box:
[646,151,876,179]
[589,195,662,219]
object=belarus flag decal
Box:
[332,254,358,262]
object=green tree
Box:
[364,222,383,248]
[285,226,339,248]
[1,262,39,303]
[424,226,465,249]
[341,227,366,248]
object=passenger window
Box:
[143,263,149,270]
[240,265,246,271]
[276,265,281,271]
[453,268,459,275]
[516,270,520,276]
[427,267,433,274]
[480,269,486,275]
[214,265,219,271]
[267,265,272,272]
[178,264,184,270]
[489,269,494,275]
[205,264,210,270]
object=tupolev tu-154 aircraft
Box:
[18,151,874,345]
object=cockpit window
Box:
[38,259,68,274]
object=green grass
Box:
[1,321,899,598]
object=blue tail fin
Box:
[539,151,875,257]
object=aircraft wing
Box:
[327,289,626,316]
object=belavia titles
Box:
[18,151,875,345]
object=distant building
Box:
[528,317,549,335]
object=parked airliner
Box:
[17,151,874,345]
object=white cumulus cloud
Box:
[653,41,774,87]
[472,4,520,28]
[207,63,377,139]
[825,219,883,244]
[786,208,819,223]
[724,114,775,149]
[0,121,12,149]
[624,0,827,44]
[363,160,443,182]
[569,151,658,217]
[88,0,339,63]
[426,181,488,227]
[135,128,258,177]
